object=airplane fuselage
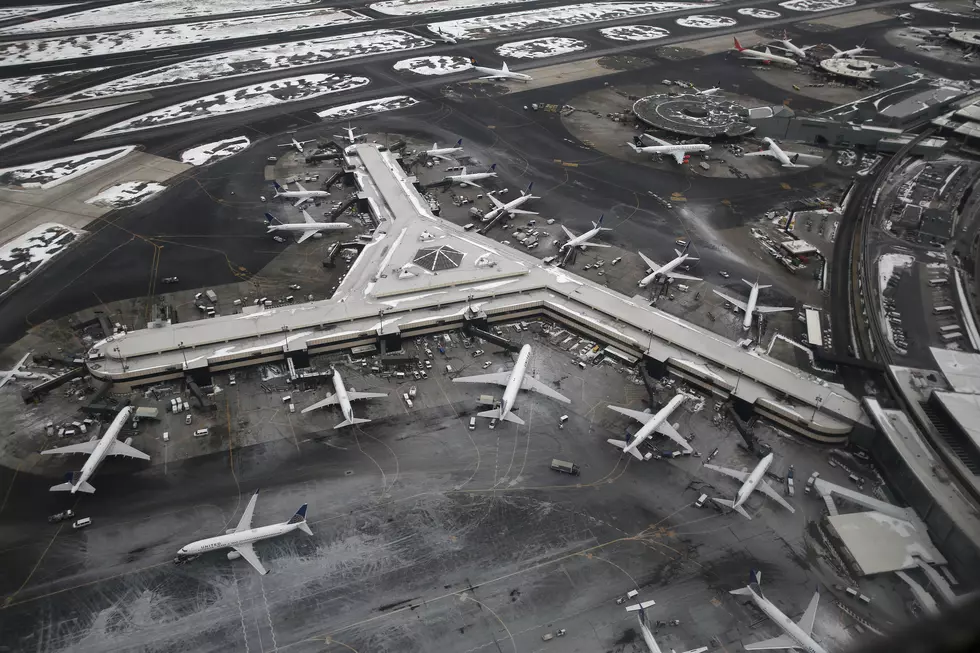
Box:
[275,190,329,200]
[623,395,686,456]
[428,146,462,158]
[177,521,304,559]
[473,65,531,81]
[742,586,828,653]
[449,172,496,184]
[562,227,602,251]
[734,452,773,510]
[639,621,664,653]
[777,40,810,57]
[639,254,688,287]
[74,406,134,493]
[267,222,349,234]
[739,49,797,67]
[635,144,710,158]
[333,370,355,423]
[485,194,535,220]
[499,344,531,419]
[743,282,761,328]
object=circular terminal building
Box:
[632,93,753,138]
[819,58,891,80]
[948,29,980,47]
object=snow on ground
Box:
[180,137,250,166]
[0,146,135,189]
[737,7,781,18]
[0,223,84,296]
[779,0,855,11]
[0,4,78,22]
[83,74,370,138]
[0,0,317,34]
[0,106,126,151]
[316,95,419,120]
[394,55,473,75]
[676,14,736,27]
[599,24,670,40]
[496,36,588,59]
[51,30,430,104]
[370,0,535,15]
[878,253,915,353]
[911,1,976,16]
[0,9,369,66]
[85,181,166,208]
[429,2,709,40]
[0,67,107,104]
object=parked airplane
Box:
[559,214,611,251]
[470,59,532,82]
[627,134,711,164]
[637,244,701,287]
[301,368,387,428]
[265,211,350,244]
[829,44,873,59]
[0,351,32,389]
[773,37,814,58]
[453,344,570,425]
[484,183,538,221]
[445,163,497,188]
[705,452,795,518]
[626,600,707,653]
[426,138,463,161]
[335,123,366,145]
[174,490,312,575]
[272,180,329,207]
[744,137,822,168]
[607,394,692,458]
[732,37,798,67]
[731,571,827,653]
[43,406,149,494]
[278,136,315,154]
[712,279,794,330]
[694,86,721,96]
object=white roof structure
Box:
[86,143,866,437]
[933,392,980,453]
[825,511,946,576]
[930,347,980,394]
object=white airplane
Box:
[694,86,721,96]
[704,452,795,519]
[174,490,312,575]
[301,368,387,428]
[606,394,691,458]
[732,37,798,67]
[265,211,350,244]
[471,59,532,82]
[278,136,315,154]
[744,137,823,168]
[452,344,570,425]
[627,134,710,164]
[445,163,497,188]
[829,44,873,59]
[426,138,463,161]
[0,351,32,389]
[272,180,329,208]
[713,279,794,330]
[773,38,814,58]
[484,183,538,221]
[334,123,366,145]
[626,600,708,653]
[559,214,611,251]
[731,571,827,653]
[43,406,149,494]
[637,245,701,287]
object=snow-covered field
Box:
[496,37,588,58]
[0,0,317,34]
[0,9,369,66]
[84,75,369,138]
[370,0,534,15]
[0,146,135,189]
[394,55,472,75]
[180,137,250,166]
[676,14,737,27]
[0,106,124,151]
[0,4,78,21]
[738,7,781,18]
[316,96,419,120]
[0,223,84,297]
[428,2,709,40]
[779,0,855,11]
[599,24,671,40]
[910,1,975,16]
[51,30,430,104]
[85,181,166,208]
[0,68,107,104]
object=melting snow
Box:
[676,14,737,27]
[599,25,670,40]
[737,7,781,17]
[316,95,419,120]
[496,36,588,59]
[0,68,107,104]
[85,181,167,208]
[0,223,83,296]
[0,146,135,189]
[180,137,251,166]
[370,0,536,15]
[0,106,126,151]
[779,0,855,11]
[394,55,473,75]
[0,4,79,22]
[877,253,915,354]
[910,2,975,16]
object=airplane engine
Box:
[227,551,241,561]
[124,437,134,446]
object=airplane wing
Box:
[757,479,796,513]
[638,251,662,271]
[782,150,823,161]
[626,599,657,612]
[295,182,308,192]
[41,441,99,456]
[581,242,611,248]
[712,289,748,311]
[797,591,820,634]
[703,463,750,483]
[642,133,669,146]
[607,405,655,424]
[107,439,150,460]
[671,151,686,165]
[680,648,709,653]
[520,376,571,403]
[667,271,702,282]
[560,225,576,239]
[429,153,451,161]
[301,209,316,224]
[743,634,798,650]
[293,196,312,208]
[756,304,794,314]
[235,490,260,532]
[487,194,505,208]
[301,393,340,413]
[347,391,388,401]
[296,229,318,244]
[233,543,268,575]
[508,208,537,215]
[460,181,484,189]
[656,420,692,453]
[452,372,510,387]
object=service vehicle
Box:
[469,417,476,430]
[550,459,580,475]
[72,517,92,529]
[48,509,75,523]
[162,276,179,284]
[695,494,708,508]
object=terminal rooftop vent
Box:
[413,245,463,271]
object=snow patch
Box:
[779,0,855,11]
[0,223,84,297]
[0,68,108,104]
[371,0,535,15]
[599,25,670,41]
[0,106,126,151]
[394,55,473,75]
[315,95,419,120]
[0,146,135,189]
[910,2,976,17]
[877,253,915,354]
[675,14,736,28]
[496,37,588,59]
[737,7,781,17]
[180,137,251,166]
[85,181,166,208]
[0,4,78,22]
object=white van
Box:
[289,403,296,414]
[695,494,708,508]
[163,432,170,443]
[194,428,209,437]
[469,417,476,430]
[72,517,92,529]
[446,365,453,374]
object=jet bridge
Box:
[813,477,915,521]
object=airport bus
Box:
[933,305,955,316]
[942,332,963,343]
[939,325,962,333]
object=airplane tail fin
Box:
[733,37,745,51]
[335,417,371,429]
[488,163,497,172]
[288,504,313,534]
[50,471,94,493]
[523,181,533,195]
[478,408,524,425]
[272,181,284,194]
[730,569,763,596]
[713,497,751,519]
[607,439,644,460]
[264,212,282,226]
[455,138,463,146]
[502,61,509,72]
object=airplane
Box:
[606,394,692,458]
[694,86,721,96]
[334,123,366,145]
[272,180,330,208]
[174,490,312,575]
[732,37,798,67]
[0,351,33,389]
[452,344,570,425]
[626,599,708,653]
[637,244,701,287]
[772,37,815,58]
[470,59,532,82]
[484,182,538,221]
[829,44,873,59]
[42,405,149,494]
[731,571,827,653]
[627,134,711,165]
[559,214,611,251]
[743,137,823,168]
[712,279,794,330]
[278,136,315,154]
[425,138,463,161]
[704,452,795,518]
[445,163,497,188]
[265,211,350,244]
[301,368,387,428]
